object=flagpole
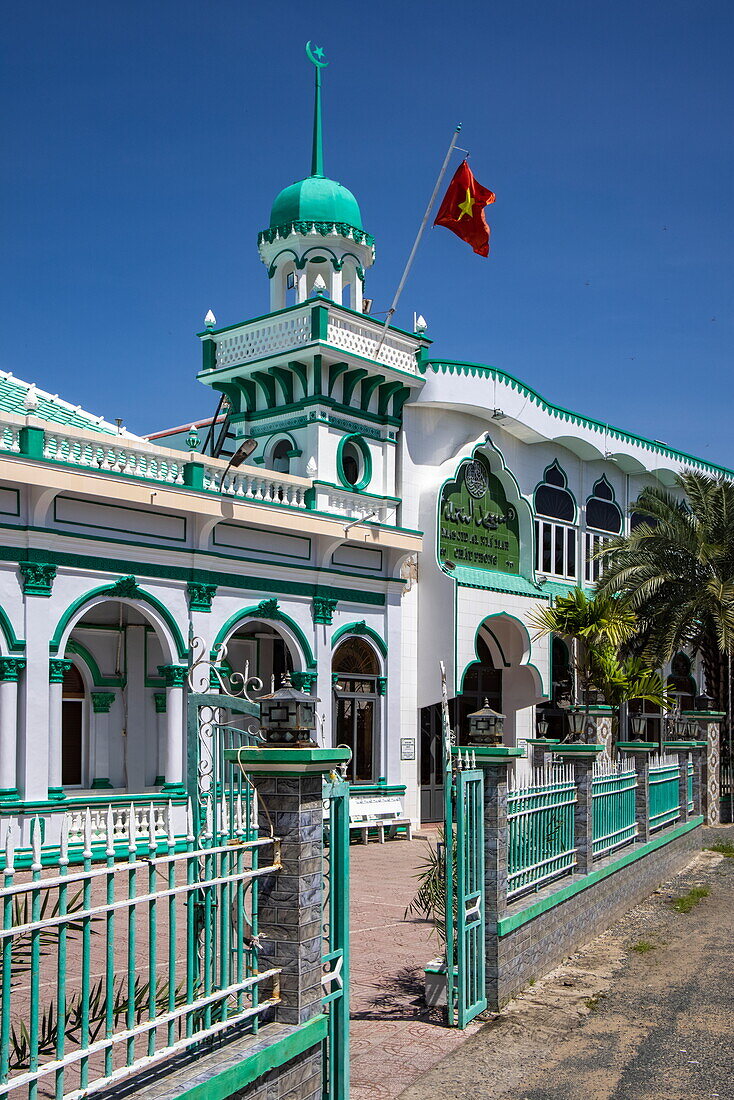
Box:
[374,123,462,356]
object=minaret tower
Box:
[257,43,375,312]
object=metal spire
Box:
[305,41,328,177]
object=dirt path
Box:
[399,826,734,1100]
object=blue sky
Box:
[1,1,732,463]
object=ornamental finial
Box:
[305,42,328,177]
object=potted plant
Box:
[404,829,456,1008]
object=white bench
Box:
[348,794,412,844]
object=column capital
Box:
[291,670,318,693]
[312,595,337,625]
[0,657,26,682]
[91,691,115,714]
[19,562,57,597]
[49,658,72,683]
[157,664,188,688]
[187,581,216,612]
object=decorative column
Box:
[228,745,350,1025]
[90,692,115,789]
[0,658,26,800]
[683,711,725,825]
[617,741,657,843]
[154,691,167,785]
[48,658,72,800]
[158,664,187,794]
[554,744,604,875]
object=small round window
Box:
[337,435,371,491]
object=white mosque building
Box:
[0,48,726,852]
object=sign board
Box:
[400,738,416,761]
[438,455,520,575]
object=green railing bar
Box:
[28,833,42,1100]
[126,824,137,1065]
[54,827,69,1100]
[147,810,158,1059]
[104,818,115,1080]
[80,826,93,1088]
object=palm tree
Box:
[530,588,668,739]
[596,471,734,713]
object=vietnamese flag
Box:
[434,160,495,257]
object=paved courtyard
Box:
[349,830,482,1100]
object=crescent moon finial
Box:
[306,40,329,68]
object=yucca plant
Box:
[404,828,457,953]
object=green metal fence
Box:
[649,753,681,832]
[322,774,350,1100]
[507,766,577,899]
[0,804,281,1100]
[687,760,694,815]
[454,759,486,1028]
[591,761,638,858]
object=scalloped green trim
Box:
[426,360,734,478]
[259,220,375,249]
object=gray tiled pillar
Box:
[619,747,652,843]
[249,773,324,1026]
[478,761,510,925]
[572,757,595,874]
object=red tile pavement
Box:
[349,831,480,1099]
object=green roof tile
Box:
[0,372,137,437]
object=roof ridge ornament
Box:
[305,41,328,178]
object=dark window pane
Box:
[566,528,576,576]
[535,484,574,522]
[586,499,622,533]
[542,524,552,571]
[62,701,83,785]
[554,525,564,574]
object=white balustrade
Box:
[0,419,20,454]
[66,801,168,846]
[213,306,312,369]
[326,313,419,375]
[204,464,309,508]
[312,484,392,524]
[43,431,186,484]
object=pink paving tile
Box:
[348,836,479,1100]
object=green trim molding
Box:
[49,579,188,660]
[497,816,704,936]
[49,658,72,684]
[312,595,337,624]
[336,433,372,492]
[170,1017,328,1100]
[157,664,188,688]
[211,601,316,668]
[0,657,25,681]
[331,620,387,658]
[91,692,115,714]
[0,606,25,654]
[154,691,167,714]
[291,670,317,692]
[187,581,217,612]
[19,561,56,597]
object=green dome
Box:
[269,175,363,231]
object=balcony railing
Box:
[203,302,423,377]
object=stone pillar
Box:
[673,748,692,824]
[233,747,349,1027]
[158,664,187,794]
[0,658,25,799]
[48,658,72,800]
[690,745,706,818]
[554,745,604,875]
[90,692,115,789]
[618,743,656,844]
[525,738,560,772]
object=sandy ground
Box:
[398,825,734,1100]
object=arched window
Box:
[62,663,85,787]
[270,439,291,474]
[534,462,576,580]
[458,636,502,745]
[584,477,623,582]
[586,476,622,533]
[332,638,380,783]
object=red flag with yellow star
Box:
[434,160,495,256]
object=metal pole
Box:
[374,124,462,357]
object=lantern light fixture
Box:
[467,699,505,747]
[258,672,320,747]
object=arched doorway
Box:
[332,638,380,784]
[62,663,85,787]
[222,621,294,698]
[457,635,502,744]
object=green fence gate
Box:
[322,772,351,1100]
